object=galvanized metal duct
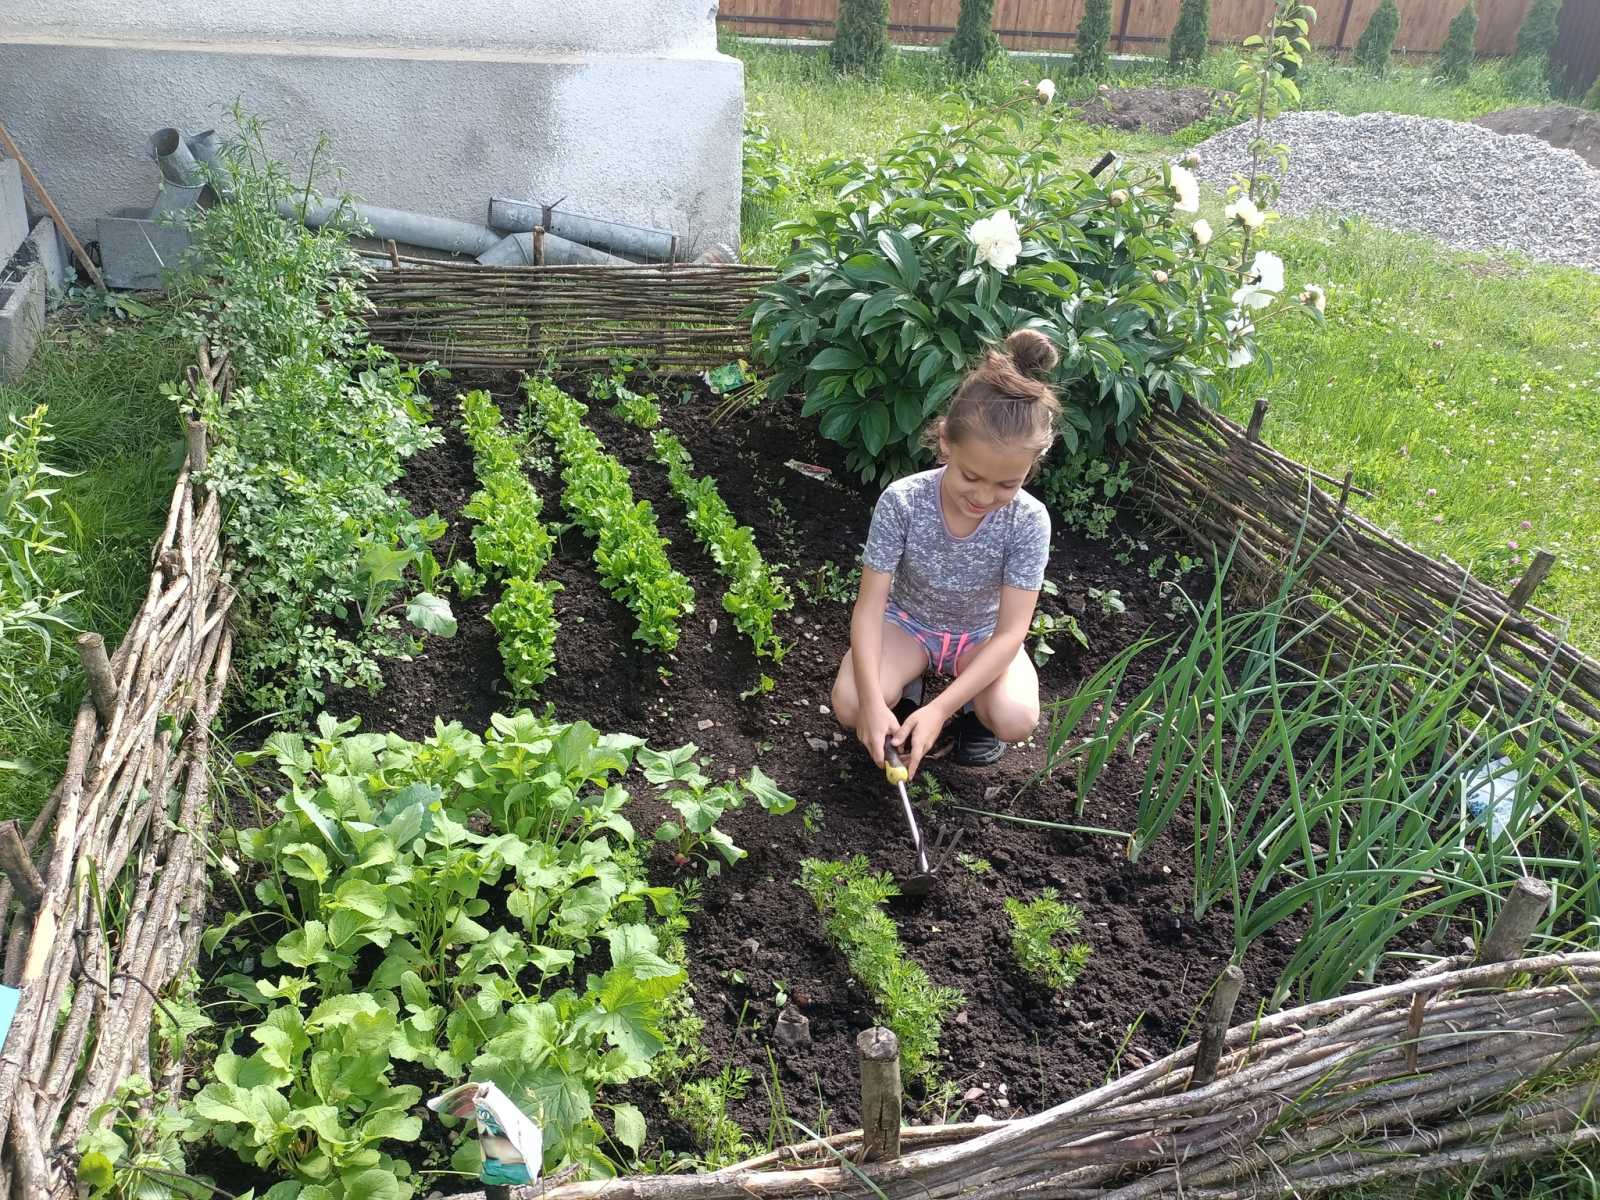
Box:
[477,230,629,267]
[486,197,678,262]
[280,199,502,258]
[147,128,201,186]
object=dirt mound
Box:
[1068,86,1230,135]
[1473,105,1600,172]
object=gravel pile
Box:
[1190,110,1600,272]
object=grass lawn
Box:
[737,39,1600,649]
[0,311,189,822]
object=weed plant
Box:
[798,856,962,1081]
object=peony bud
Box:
[1153,270,1169,284]
[1109,189,1129,206]
[1035,78,1056,104]
[1182,151,1201,167]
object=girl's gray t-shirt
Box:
[862,467,1051,638]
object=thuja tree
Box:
[1168,0,1212,72]
[1514,0,1561,82]
[1437,1,1477,82]
[832,0,890,77]
[1073,0,1113,78]
[949,0,1004,73]
[1353,0,1400,74]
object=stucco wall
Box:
[0,1,741,259]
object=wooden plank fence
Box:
[719,0,1551,58]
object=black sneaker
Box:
[952,710,1006,767]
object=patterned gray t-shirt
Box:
[862,468,1051,638]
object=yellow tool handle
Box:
[883,740,909,785]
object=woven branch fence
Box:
[1126,400,1600,810]
[502,941,1600,1198]
[363,263,775,372]
[0,346,234,1200]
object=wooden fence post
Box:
[75,633,118,725]
[857,1027,902,1163]
[1189,964,1245,1088]
[1479,877,1551,964]
[1246,397,1269,442]
[1507,551,1557,613]
[0,820,44,912]
[1115,0,1135,54]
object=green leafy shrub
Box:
[218,711,699,1179]
[1513,0,1561,64]
[173,114,451,718]
[1167,0,1212,72]
[1437,1,1477,83]
[1587,76,1600,111]
[832,0,889,77]
[1353,0,1400,74]
[525,378,694,653]
[460,389,561,695]
[752,99,1282,486]
[1004,889,1092,991]
[1073,0,1113,78]
[949,0,1003,73]
[743,116,802,232]
[798,856,962,1080]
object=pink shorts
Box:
[884,607,990,677]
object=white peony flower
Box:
[968,209,1022,273]
[1231,250,1285,310]
[1225,196,1266,230]
[1169,165,1200,213]
[1192,218,1213,246]
[1182,151,1202,168]
[1301,283,1327,314]
[1225,312,1255,368]
[1036,78,1056,103]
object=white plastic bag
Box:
[428,1082,543,1186]
[1461,755,1532,841]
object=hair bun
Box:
[1004,328,1060,379]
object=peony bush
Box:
[751,94,1322,486]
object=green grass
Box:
[0,310,189,821]
[1222,217,1600,647]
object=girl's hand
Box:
[858,702,901,769]
[893,706,947,780]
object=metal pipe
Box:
[186,130,223,175]
[147,128,200,186]
[150,182,205,214]
[477,230,629,267]
[486,197,678,262]
[279,199,502,258]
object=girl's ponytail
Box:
[924,329,1062,468]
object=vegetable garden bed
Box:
[314,368,1301,1142]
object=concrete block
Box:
[0,158,26,265]
[0,261,47,382]
[96,211,193,290]
[28,218,66,293]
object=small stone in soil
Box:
[708,618,718,635]
[697,718,715,731]
[737,937,760,957]
[984,785,1004,801]
[819,704,830,714]
[805,736,830,752]
[962,1087,985,1104]
[955,1011,969,1025]
[996,1098,1011,1110]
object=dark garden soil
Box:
[1067,86,1232,136]
[1473,105,1600,172]
[324,373,1311,1151]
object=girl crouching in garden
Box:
[831,329,1057,778]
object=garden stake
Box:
[883,740,963,896]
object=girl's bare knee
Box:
[978,697,1039,743]
[830,675,858,728]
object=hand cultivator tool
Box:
[883,739,963,896]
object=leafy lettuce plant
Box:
[460,389,561,693]
[649,430,791,660]
[525,379,693,653]
[751,96,1301,485]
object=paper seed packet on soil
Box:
[428,1082,544,1185]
